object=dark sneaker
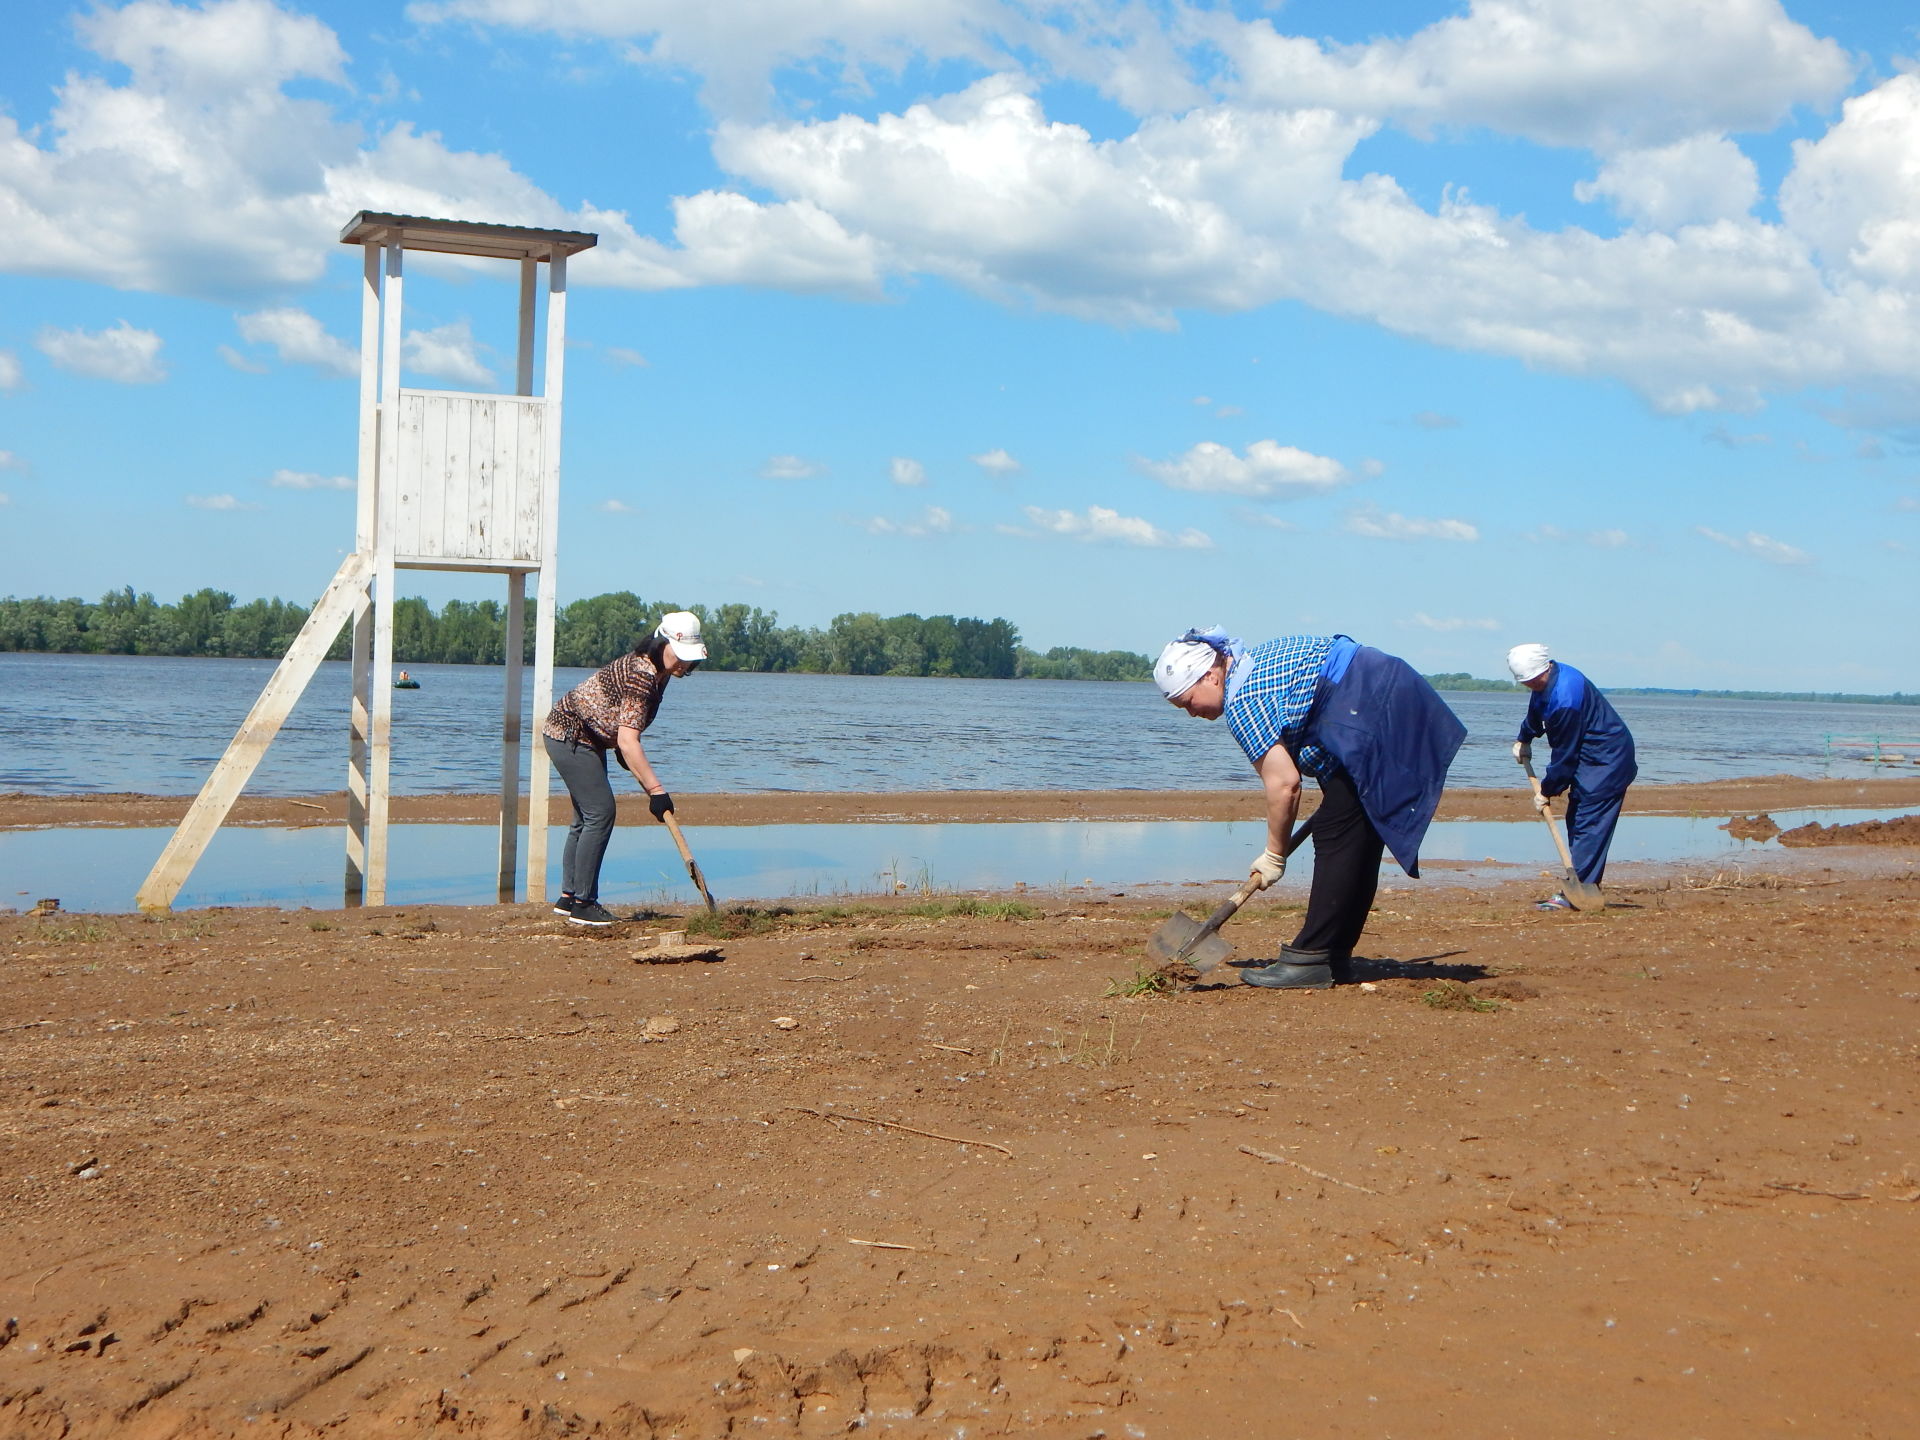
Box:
[568,900,618,927]
[552,894,578,917]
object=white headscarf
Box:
[1506,643,1551,682]
[1154,640,1218,698]
[1155,625,1244,698]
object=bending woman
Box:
[1157,627,1464,989]
[541,610,707,926]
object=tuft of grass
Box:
[1103,965,1177,999]
[1421,981,1502,1013]
[1048,1017,1135,1068]
[308,919,334,932]
[902,897,1037,921]
[33,919,112,943]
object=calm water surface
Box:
[3,807,1906,914]
[3,652,1914,797]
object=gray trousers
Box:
[545,735,617,902]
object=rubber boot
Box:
[1240,945,1334,990]
[1326,952,1356,985]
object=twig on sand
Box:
[1766,1181,1868,1201]
[786,970,865,983]
[785,1106,1013,1158]
[476,1025,589,1041]
[1239,1144,1381,1195]
[288,800,326,812]
[928,1043,975,1055]
[847,1238,922,1251]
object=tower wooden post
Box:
[137,212,598,911]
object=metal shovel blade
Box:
[1146,912,1236,974]
[1560,873,1607,911]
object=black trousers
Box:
[545,735,616,902]
[1291,766,1384,959]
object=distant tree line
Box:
[7,590,1912,701]
[0,586,1153,682]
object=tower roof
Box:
[339,211,599,261]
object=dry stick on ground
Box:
[785,1105,1014,1158]
[1239,1144,1381,1195]
[846,1238,922,1251]
[785,970,866,983]
[928,1043,975,1055]
[1766,1181,1869,1200]
[288,800,326,812]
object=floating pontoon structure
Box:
[137,212,598,910]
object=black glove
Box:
[648,791,675,820]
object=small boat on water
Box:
[394,671,421,690]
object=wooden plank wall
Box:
[392,390,546,565]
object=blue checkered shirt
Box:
[1224,635,1336,778]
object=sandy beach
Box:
[1,774,1916,1436]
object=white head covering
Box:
[1155,639,1218,698]
[1506,642,1551,683]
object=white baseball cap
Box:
[1506,643,1550,682]
[656,610,708,661]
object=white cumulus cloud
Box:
[0,351,22,390]
[1021,504,1211,549]
[864,504,955,538]
[1346,504,1478,542]
[36,321,167,384]
[403,321,495,388]
[761,453,826,479]
[1214,0,1853,150]
[266,468,351,490]
[1575,133,1761,229]
[889,456,927,486]
[1407,613,1500,632]
[1140,439,1353,497]
[186,493,262,510]
[1695,525,1810,565]
[971,447,1023,476]
[0,450,24,470]
[597,498,639,513]
[236,308,357,376]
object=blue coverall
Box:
[1516,662,1637,885]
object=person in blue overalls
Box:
[1156,626,1466,990]
[1506,643,1637,910]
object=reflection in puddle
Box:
[0,808,1907,914]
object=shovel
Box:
[1147,812,1319,975]
[661,812,718,914]
[1521,759,1605,910]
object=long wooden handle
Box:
[1193,810,1322,940]
[661,812,717,913]
[1523,761,1578,871]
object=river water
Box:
[2,652,1914,797]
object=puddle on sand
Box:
[2,806,1910,914]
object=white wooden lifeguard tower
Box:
[136,212,598,910]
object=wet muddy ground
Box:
[2,836,1917,1437]
[6,775,1919,831]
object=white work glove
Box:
[1248,847,1288,890]
[1532,790,1553,814]
[1512,740,1532,766]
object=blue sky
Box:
[1,0,1916,690]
